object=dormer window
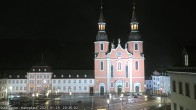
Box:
[54,75,56,78]
[33,69,35,71]
[17,75,19,78]
[185,55,189,66]
[44,69,46,71]
[69,75,71,78]
[84,74,87,78]
[77,74,79,78]
[61,75,63,78]
[9,75,12,78]
[39,69,41,71]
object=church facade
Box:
[94,5,145,95]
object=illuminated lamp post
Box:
[107,99,110,110]
[69,91,72,106]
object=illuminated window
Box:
[69,75,71,78]
[185,55,188,66]
[33,69,35,71]
[44,69,46,71]
[135,61,139,70]
[61,75,63,77]
[84,74,87,77]
[77,74,79,77]
[17,75,19,78]
[39,69,41,71]
[100,61,104,70]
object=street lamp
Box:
[121,93,124,106]
[69,91,72,106]
[9,86,12,99]
[32,93,35,106]
[107,99,110,110]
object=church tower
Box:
[94,1,109,94]
[127,2,145,93]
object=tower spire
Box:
[131,0,137,22]
[128,0,141,41]
[96,0,107,41]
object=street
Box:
[0,94,171,110]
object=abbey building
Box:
[0,3,145,99]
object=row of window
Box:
[6,80,27,84]
[32,68,47,72]
[173,81,196,99]
[29,80,49,84]
[111,65,129,78]
[53,86,88,91]
[8,86,27,91]
[110,82,129,88]
[100,61,139,71]
[53,74,87,78]
[53,79,92,84]
[29,74,50,79]
[100,43,139,51]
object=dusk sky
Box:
[0,0,195,77]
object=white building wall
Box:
[52,79,94,93]
[170,73,196,110]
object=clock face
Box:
[117,52,122,57]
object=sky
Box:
[0,0,195,77]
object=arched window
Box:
[135,61,139,70]
[125,65,128,78]
[134,43,138,50]
[100,61,104,70]
[100,43,104,50]
[117,62,122,70]
[111,65,114,77]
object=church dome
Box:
[96,31,108,41]
[128,31,141,41]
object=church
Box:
[94,4,145,95]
